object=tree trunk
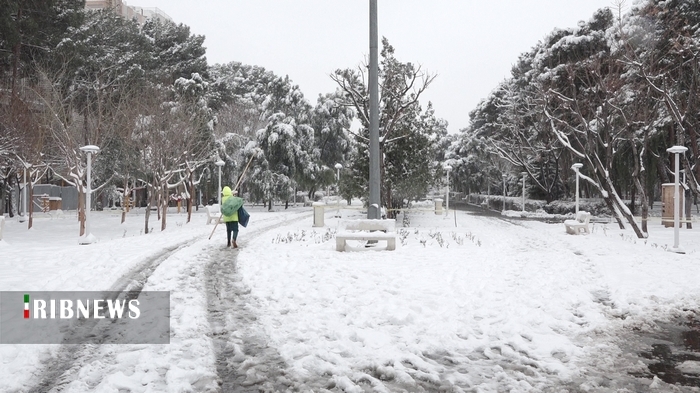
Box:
[0,179,6,216]
[630,182,636,215]
[121,177,128,224]
[602,177,645,238]
[685,190,693,229]
[187,171,194,223]
[632,176,649,234]
[7,176,15,218]
[10,6,22,109]
[78,187,85,236]
[28,181,34,230]
[144,185,154,234]
[161,184,167,231]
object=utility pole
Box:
[368,0,381,219]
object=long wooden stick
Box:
[208,151,257,240]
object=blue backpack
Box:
[238,206,250,227]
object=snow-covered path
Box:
[230,209,700,392]
[1,204,699,392]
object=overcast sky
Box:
[132,0,618,133]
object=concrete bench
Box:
[205,204,221,225]
[564,211,591,235]
[336,218,396,251]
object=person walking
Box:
[220,186,244,248]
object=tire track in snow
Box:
[24,237,200,393]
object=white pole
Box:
[79,145,99,243]
[335,163,342,217]
[444,165,452,216]
[215,159,224,206]
[446,171,449,216]
[572,163,583,215]
[22,167,27,220]
[575,170,580,214]
[673,151,681,249]
[521,172,526,212]
[368,0,381,220]
[667,146,688,252]
[85,151,92,238]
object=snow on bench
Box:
[205,204,221,225]
[564,211,591,235]
[336,218,397,251]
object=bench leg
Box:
[336,238,346,252]
[387,238,396,251]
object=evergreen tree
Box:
[332,38,442,215]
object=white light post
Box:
[667,146,688,253]
[571,163,583,214]
[215,159,225,205]
[79,145,100,244]
[444,165,452,216]
[335,163,342,216]
[19,165,28,223]
[521,172,527,212]
[502,174,507,212]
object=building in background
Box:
[85,0,172,25]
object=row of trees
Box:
[447,0,700,238]
[7,0,695,239]
[1,1,449,234]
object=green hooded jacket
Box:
[221,186,244,222]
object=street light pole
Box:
[19,166,28,223]
[444,165,452,216]
[521,172,527,212]
[667,146,688,253]
[215,159,225,206]
[79,145,100,244]
[335,163,342,217]
[571,163,583,214]
[368,0,381,219]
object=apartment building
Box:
[85,0,172,25]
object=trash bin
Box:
[434,198,443,215]
[662,183,685,228]
[49,197,62,211]
[313,202,325,227]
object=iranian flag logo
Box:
[24,294,29,319]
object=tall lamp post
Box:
[521,172,527,212]
[667,145,688,253]
[335,163,342,216]
[571,163,583,214]
[19,165,28,223]
[444,165,452,216]
[502,174,507,212]
[215,159,225,205]
[79,145,100,244]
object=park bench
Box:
[205,204,221,225]
[336,218,397,251]
[564,211,591,235]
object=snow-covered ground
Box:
[0,201,699,392]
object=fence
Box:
[27,185,79,211]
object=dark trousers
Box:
[226,221,239,245]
